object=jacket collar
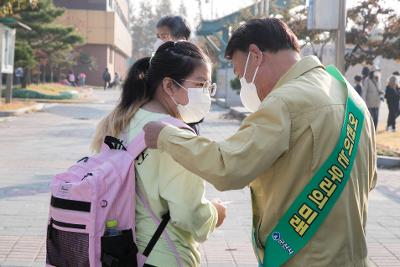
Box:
[273,55,325,90]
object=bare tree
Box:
[130,2,157,59]
[345,0,400,70]
[178,0,187,17]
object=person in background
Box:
[15,67,24,86]
[79,72,86,87]
[384,75,399,132]
[60,74,71,86]
[103,68,111,90]
[110,72,121,88]
[154,15,203,134]
[354,75,363,96]
[154,16,191,51]
[362,70,383,130]
[361,66,370,87]
[394,71,400,114]
[67,71,76,87]
[393,71,400,88]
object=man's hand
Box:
[143,121,169,149]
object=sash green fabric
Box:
[258,65,365,267]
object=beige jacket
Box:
[157,56,377,266]
[362,77,383,108]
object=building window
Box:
[109,48,113,64]
[109,0,113,8]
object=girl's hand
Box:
[212,199,227,227]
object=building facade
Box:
[54,0,132,86]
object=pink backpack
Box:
[46,117,191,267]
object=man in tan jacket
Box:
[144,18,377,266]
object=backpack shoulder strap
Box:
[126,116,194,157]
[161,116,195,132]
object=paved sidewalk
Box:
[0,90,399,266]
[199,111,256,267]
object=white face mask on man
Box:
[170,81,212,123]
[239,52,262,112]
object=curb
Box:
[377,155,400,169]
[0,103,44,117]
[13,98,103,104]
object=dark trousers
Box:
[368,107,379,130]
[387,105,398,130]
[104,81,110,90]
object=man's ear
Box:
[162,77,175,96]
[249,43,263,66]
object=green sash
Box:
[258,65,365,267]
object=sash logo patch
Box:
[271,232,294,255]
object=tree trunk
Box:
[0,73,2,99]
[50,62,54,83]
[43,64,47,83]
[58,66,62,82]
[26,68,32,85]
[21,69,27,88]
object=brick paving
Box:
[0,90,399,266]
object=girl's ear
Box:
[161,77,175,97]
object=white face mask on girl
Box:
[170,81,211,123]
[239,52,261,112]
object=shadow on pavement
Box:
[0,175,51,199]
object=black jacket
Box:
[385,86,400,110]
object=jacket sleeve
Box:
[158,153,218,243]
[157,95,291,191]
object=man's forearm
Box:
[158,125,252,191]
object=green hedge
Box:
[230,77,241,91]
[2,88,79,100]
